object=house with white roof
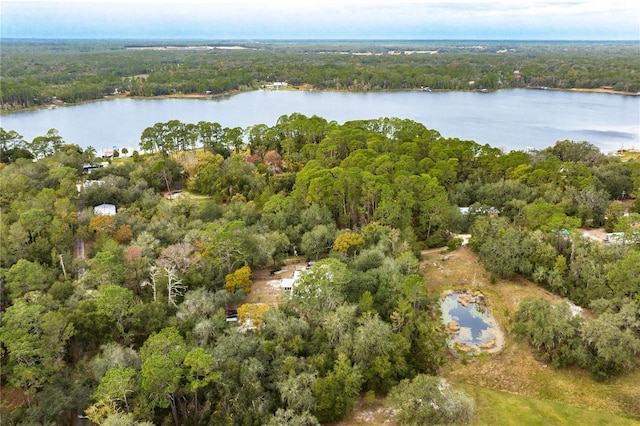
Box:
[280,270,302,291]
[94,203,116,216]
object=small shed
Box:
[225,309,238,322]
[94,203,116,216]
[280,270,302,291]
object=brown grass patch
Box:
[246,260,308,306]
[330,395,398,426]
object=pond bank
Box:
[441,289,505,354]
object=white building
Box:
[280,270,302,291]
[94,203,116,216]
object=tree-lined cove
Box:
[1,89,639,154]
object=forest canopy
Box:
[1,113,640,424]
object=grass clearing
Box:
[420,246,640,422]
[464,385,640,426]
[336,381,640,426]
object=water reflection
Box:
[440,290,504,354]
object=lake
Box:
[1,89,638,154]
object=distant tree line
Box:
[1,40,639,111]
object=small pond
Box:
[440,290,504,354]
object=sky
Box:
[1,0,639,41]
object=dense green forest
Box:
[1,40,639,111]
[1,114,639,424]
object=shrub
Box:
[446,237,463,251]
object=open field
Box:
[465,385,640,426]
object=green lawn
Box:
[464,385,640,426]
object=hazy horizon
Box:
[1,37,639,42]
[2,1,639,41]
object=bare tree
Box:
[158,242,196,274]
[143,265,161,302]
[165,266,186,307]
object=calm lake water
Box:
[1,89,638,154]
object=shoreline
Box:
[2,86,637,117]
